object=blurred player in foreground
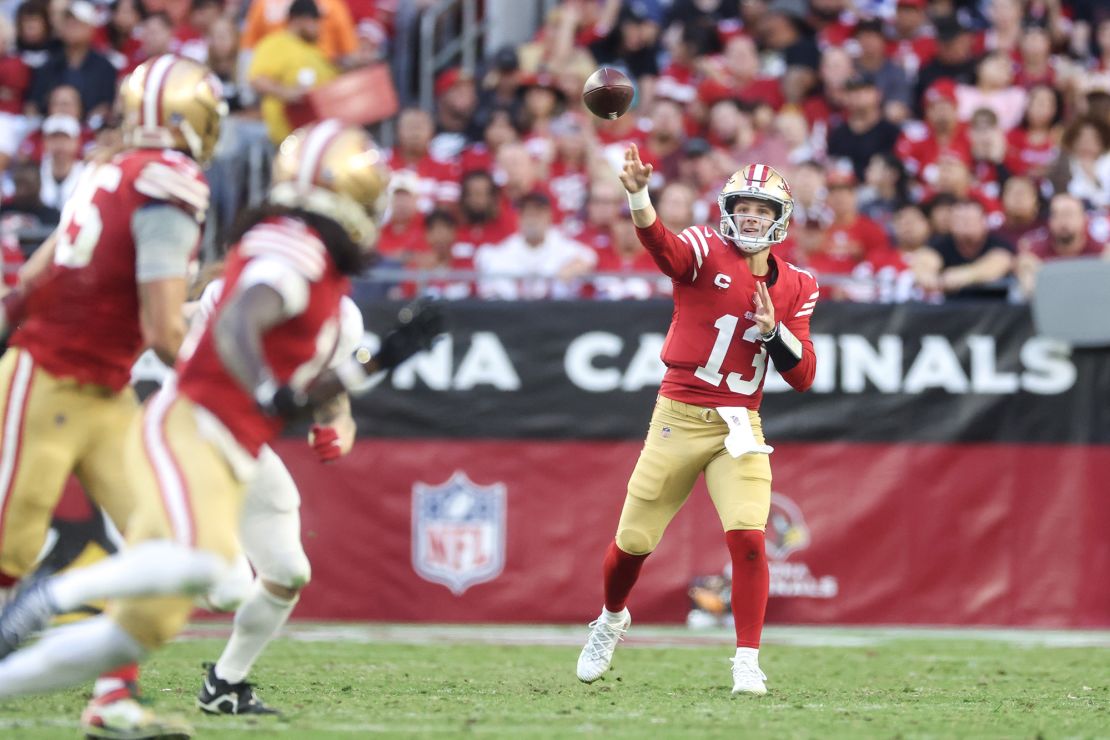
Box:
[576,145,818,695]
[0,54,224,737]
[0,119,441,733]
[187,274,362,716]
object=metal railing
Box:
[418,0,484,112]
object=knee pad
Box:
[615,526,656,556]
[257,549,311,591]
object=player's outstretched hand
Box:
[375,299,445,371]
[619,143,653,193]
[753,282,775,335]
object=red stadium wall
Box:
[280,439,1110,628]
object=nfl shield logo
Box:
[411,471,507,595]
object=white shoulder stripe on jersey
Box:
[241,237,325,281]
[809,290,820,299]
[135,163,209,212]
[800,300,817,309]
[795,308,814,317]
[682,226,710,257]
[246,227,327,269]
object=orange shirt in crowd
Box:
[241,0,358,61]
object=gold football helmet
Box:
[119,54,227,165]
[718,164,794,253]
[269,119,389,248]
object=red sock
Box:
[93,663,140,700]
[726,530,769,648]
[602,541,648,612]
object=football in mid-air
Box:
[582,67,634,120]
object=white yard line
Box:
[180,622,1110,649]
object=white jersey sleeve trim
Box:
[135,161,210,216]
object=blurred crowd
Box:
[2,0,1110,302]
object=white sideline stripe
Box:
[175,622,1110,650]
[0,352,34,519]
[143,390,192,546]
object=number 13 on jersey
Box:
[694,314,767,395]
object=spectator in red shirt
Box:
[1005,83,1061,178]
[175,0,223,63]
[548,112,594,226]
[460,106,519,174]
[656,181,698,233]
[1015,193,1107,298]
[699,34,783,110]
[128,12,175,73]
[996,175,1046,248]
[377,170,427,263]
[403,209,474,301]
[93,0,143,71]
[0,17,31,171]
[454,169,518,268]
[571,176,623,251]
[1015,24,1054,87]
[16,83,93,163]
[896,79,971,187]
[592,217,668,301]
[806,163,899,295]
[432,67,481,161]
[888,0,936,80]
[389,107,461,212]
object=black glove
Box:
[256,382,313,423]
[374,300,445,370]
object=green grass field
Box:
[1,624,1107,738]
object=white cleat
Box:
[730,653,768,695]
[576,608,631,683]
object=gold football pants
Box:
[108,389,245,649]
[0,349,138,579]
[616,395,772,555]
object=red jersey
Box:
[13,149,207,391]
[377,214,426,258]
[453,205,517,268]
[895,121,971,183]
[0,55,30,115]
[807,216,897,277]
[387,150,461,212]
[1004,128,1057,177]
[176,217,350,455]
[591,246,669,300]
[636,219,818,409]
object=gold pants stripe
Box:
[615,395,772,555]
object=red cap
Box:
[826,161,858,187]
[924,79,958,106]
[435,67,472,96]
[896,0,926,8]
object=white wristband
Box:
[627,187,650,210]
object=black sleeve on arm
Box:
[762,323,803,372]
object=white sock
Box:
[0,617,146,698]
[735,646,759,662]
[601,606,627,622]
[49,540,228,613]
[214,580,297,684]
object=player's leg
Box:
[199,445,308,715]
[72,386,146,710]
[704,409,773,696]
[0,350,85,599]
[0,392,243,698]
[578,397,716,683]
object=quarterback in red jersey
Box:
[577,146,817,695]
[0,120,439,729]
